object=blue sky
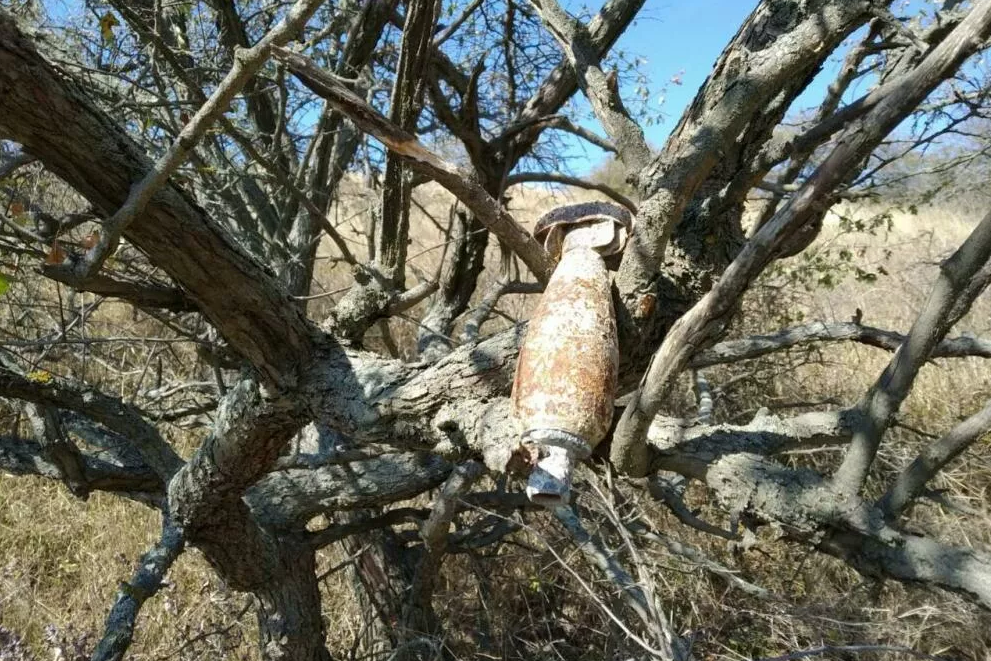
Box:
[565,0,867,171]
[616,1,760,145]
[565,1,955,174]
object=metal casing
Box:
[511,247,619,452]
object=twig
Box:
[308,508,429,549]
[506,171,637,212]
[461,279,543,343]
[273,46,555,284]
[404,461,484,632]
[46,0,329,281]
[432,0,483,46]
[644,476,736,541]
[552,505,686,660]
[92,519,185,661]
[690,321,991,368]
[755,644,952,661]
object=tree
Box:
[1,0,991,659]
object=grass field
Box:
[2,188,991,660]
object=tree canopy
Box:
[2,1,991,659]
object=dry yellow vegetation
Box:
[2,187,990,660]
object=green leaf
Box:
[0,273,8,297]
[100,12,119,44]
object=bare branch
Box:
[528,0,652,171]
[42,271,196,313]
[749,21,882,241]
[552,505,687,660]
[23,403,89,497]
[404,461,484,633]
[506,171,637,211]
[623,516,771,598]
[274,46,555,283]
[308,507,429,548]
[643,476,736,540]
[387,280,439,315]
[91,520,184,661]
[507,0,645,153]
[0,353,182,478]
[248,452,452,530]
[834,209,991,493]
[690,321,991,368]
[880,397,991,518]
[432,0,482,46]
[0,434,163,499]
[377,0,438,285]
[611,1,991,477]
[613,0,874,315]
[499,115,616,153]
[647,409,861,479]
[708,453,991,609]
[0,14,317,387]
[46,0,329,281]
[461,279,543,343]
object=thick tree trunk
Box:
[256,541,334,661]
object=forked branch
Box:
[528,0,652,172]
[273,46,555,283]
[611,0,991,477]
[91,520,185,661]
[45,0,330,281]
[834,209,991,494]
[880,397,991,518]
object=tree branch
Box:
[42,271,196,313]
[834,208,991,493]
[376,0,437,285]
[880,397,991,519]
[611,0,991,477]
[46,0,329,281]
[23,403,89,498]
[0,13,316,387]
[552,505,687,660]
[273,46,555,284]
[248,452,452,530]
[647,409,861,479]
[506,171,637,211]
[613,0,874,319]
[690,321,991,368]
[404,460,484,634]
[708,453,991,609]
[528,0,652,172]
[0,434,163,499]
[507,0,645,155]
[91,519,184,661]
[307,507,428,549]
[0,353,182,479]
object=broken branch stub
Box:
[511,202,632,506]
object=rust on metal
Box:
[511,250,618,450]
[511,201,633,505]
[512,202,632,472]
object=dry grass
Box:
[2,190,991,659]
